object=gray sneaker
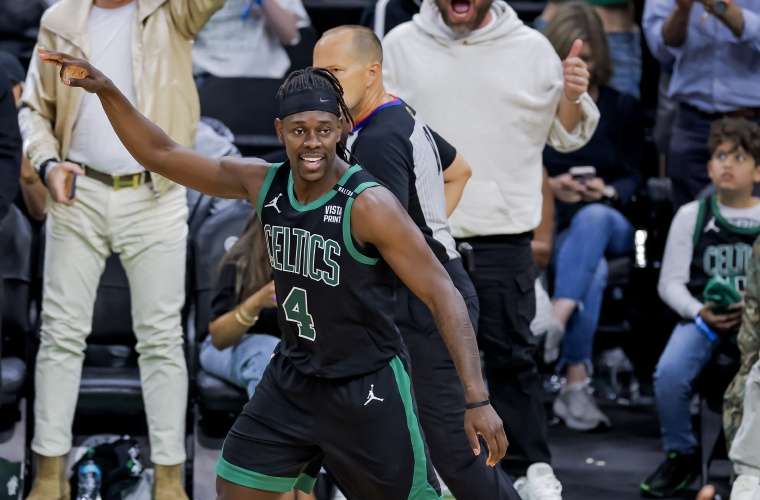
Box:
[553,381,611,431]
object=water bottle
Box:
[76,452,102,500]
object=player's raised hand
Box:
[38,47,111,94]
[563,39,590,103]
[464,403,508,467]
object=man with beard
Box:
[382,1,600,497]
[314,25,521,500]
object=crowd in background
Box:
[0,0,759,498]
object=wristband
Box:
[38,158,58,187]
[695,314,718,343]
[465,399,491,410]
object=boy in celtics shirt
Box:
[641,117,760,498]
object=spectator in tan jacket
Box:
[19,1,223,499]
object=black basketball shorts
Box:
[216,352,441,499]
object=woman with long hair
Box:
[542,1,643,432]
[200,212,280,399]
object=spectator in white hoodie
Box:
[382,1,599,497]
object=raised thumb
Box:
[567,38,583,59]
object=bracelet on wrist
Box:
[234,306,258,327]
[465,399,491,410]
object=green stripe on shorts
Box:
[389,356,442,499]
[216,456,316,494]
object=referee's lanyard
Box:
[352,98,404,133]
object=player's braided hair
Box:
[276,67,356,163]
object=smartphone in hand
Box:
[64,171,77,200]
[569,165,596,184]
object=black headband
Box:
[277,89,341,119]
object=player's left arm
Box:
[351,187,508,466]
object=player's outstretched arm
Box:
[351,187,508,467]
[37,48,267,199]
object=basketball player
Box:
[314,26,521,500]
[39,49,507,500]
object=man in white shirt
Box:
[193,0,311,79]
[381,0,599,495]
[19,1,223,499]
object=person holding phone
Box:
[641,117,760,497]
[540,2,643,432]
[18,1,224,499]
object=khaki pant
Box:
[32,175,188,465]
[730,359,760,477]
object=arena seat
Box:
[0,206,34,430]
[190,200,254,425]
[197,26,317,158]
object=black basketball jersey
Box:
[256,162,403,378]
[687,195,760,297]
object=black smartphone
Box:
[569,165,596,183]
[65,172,77,200]
[457,242,476,274]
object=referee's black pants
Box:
[457,234,552,477]
[399,258,521,500]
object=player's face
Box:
[276,111,343,182]
[708,141,760,193]
[434,0,493,34]
[313,34,371,113]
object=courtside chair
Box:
[190,200,254,435]
[0,205,34,430]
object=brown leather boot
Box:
[153,464,188,500]
[26,453,70,500]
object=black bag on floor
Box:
[69,437,143,500]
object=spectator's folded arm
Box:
[642,0,680,64]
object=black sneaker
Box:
[640,451,699,498]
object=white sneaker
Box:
[543,317,565,364]
[514,463,563,500]
[553,380,611,431]
[514,476,530,500]
[730,474,760,500]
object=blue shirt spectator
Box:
[644,0,760,113]
[643,0,760,208]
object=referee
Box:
[315,26,521,500]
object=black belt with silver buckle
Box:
[80,164,152,190]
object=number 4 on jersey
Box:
[283,287,317,341]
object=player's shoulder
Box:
[351,182,401,216]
